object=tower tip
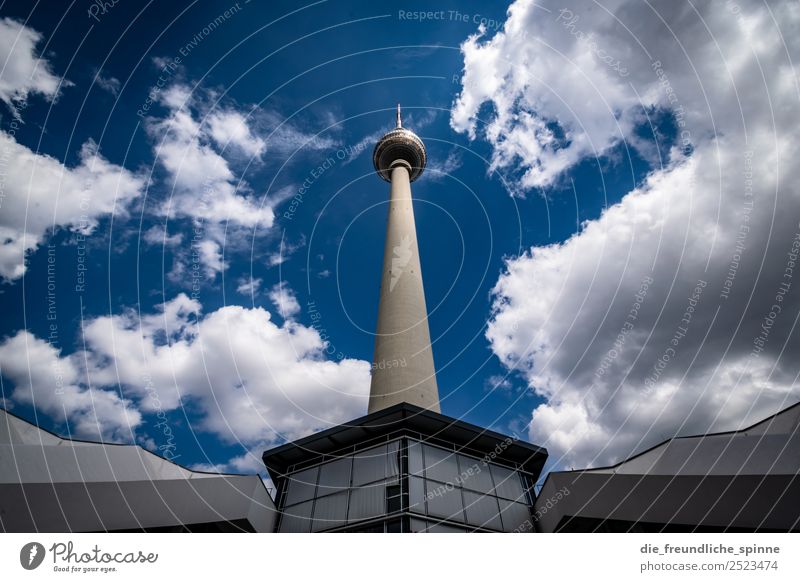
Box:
[396,103,402,128]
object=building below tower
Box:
[262,402,548,532]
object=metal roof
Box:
[0,408,278,532]
[262,402,547,481]
[534,401,800,532]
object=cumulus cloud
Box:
[195,238,227,277]
[451,0,798,191]
[146,86,276,278]
[0,331,141,441]
[268,281,301,319]
[149,89,273,229]
[86,294,370,444]
[146,85,333,280]
[451,0,645,190]
[0,133,145,280]
[459,0,800,468]
[0,18,63,111]
[0,20,141,281]
[0,294,371,446]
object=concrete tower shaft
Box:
[368,106,440,414]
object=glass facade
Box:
[276,437,535,532]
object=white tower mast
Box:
[368,105,440,414]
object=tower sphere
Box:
[372,104,427,182]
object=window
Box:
[408,475,426,514]
[279,500,313,533]
[284,466,318,506]
[463,491,503,531]
[457,454,494,494]
[277,437,533,534]
[348,482,386,521]
[490,464,525,501]
[352,444,387,485]
[425,479,465,522]
[386,440,400,478]
[317,456,352,496]
[407,440,424,475]
[423,444,459,484]
[498,499,532,531]
[312,491,348,532]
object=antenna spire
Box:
[396,103,402,128]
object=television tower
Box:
[368,105,440,414]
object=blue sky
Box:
[1,0,799,479]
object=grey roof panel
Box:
[0,408,278,532]
[534,401,800,532]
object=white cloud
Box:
[151,106,263,225]
[451,0,796,191]
[0,331,141,441]
[146,86,333,281]
[267,235,305,267]
[268,281,301,319]
[427,149,463,181]
[258,109,339,156]
[0,21,141,281]
[190,451,276,494]
[0,294,371,446]
[94,70,121,97]
[225,449,268,474]
[236,276,262,296]
[147,87,275,278]
[0,18,63,111]
[190,449,271,479]
[148,87,262,210]
[1,293,371,446]
[188,461,227,473]
[463,0,800,468]
[451,0,643,189]
[195,238,226,277]
[207,110,265,157]
[484,374,512,392]
[139,84,324,286]
[142,225,183,247]
[0,133,145,280]
[340,127,386,166]
[80,294,370,445]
